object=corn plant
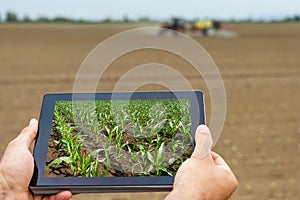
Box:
[47,102,104,177]
[135,144,153,175]
[46,98,192,177]
[127,145,140,174]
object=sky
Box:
[0,0,300,21]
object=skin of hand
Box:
[0,118,72,200]
[165,125,238,200]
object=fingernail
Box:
[197,124,209,134]
[29,118,36,126]
[198,125,213,159]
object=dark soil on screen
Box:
[44,125,192,177]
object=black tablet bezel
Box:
[30,90,205,194]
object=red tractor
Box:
[160,18,186,34]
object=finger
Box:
[39,191,72,200]
[191,125,213,159]
[211,152,227,165]
[18,118,38,148]
[53,191,72,200]
[33,195,43,200]
[211,151,232,170]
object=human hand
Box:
[165,125,238,200]
[0,118,72,200]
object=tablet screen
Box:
[44,98,192,178]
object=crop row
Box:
[46,99,192,177]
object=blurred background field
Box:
[0,22,299,199]
[0,0,300,200]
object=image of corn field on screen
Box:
[44,98,192,178]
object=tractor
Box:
[159,18,186,34]
[192,19,221,36]
[160,18,222,37]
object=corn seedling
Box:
[46,99,192,177]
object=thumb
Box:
[191,125,213,159]
[18,118,38,148]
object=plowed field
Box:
[0,23,299,199]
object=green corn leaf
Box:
[147,164,154,173]
[48,156,71,167]
[104,125,110,134]
[147,152,154,163]
[157,142,165,165]
[112,126,118,132]
[162,168,175,176]
[168,157,176,164]
[93,157,99,177]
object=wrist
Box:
[0,167,8,199]
[0,166,32,200]
[0,167,14,200]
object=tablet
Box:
[30,90,205,194]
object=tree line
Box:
[0,11,155,24]
[1,11,300,24]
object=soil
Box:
[45,121,191,177]
[0,23,299,199]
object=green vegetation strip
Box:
[46,99,192,177]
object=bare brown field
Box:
[0,23,299,199]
